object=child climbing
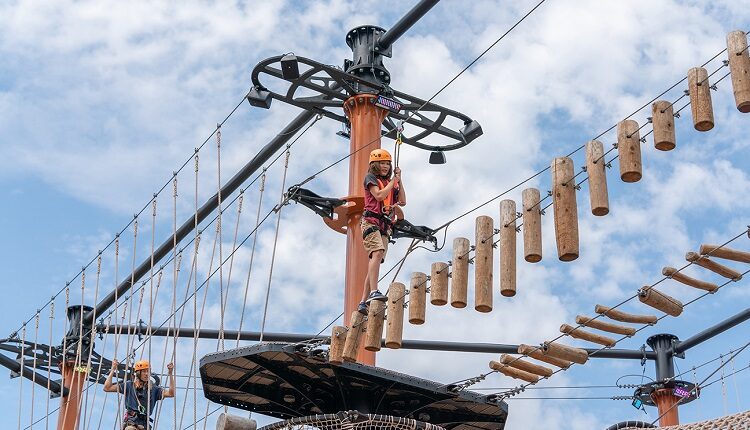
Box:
[104,359,175,430]
[359,148,406,314]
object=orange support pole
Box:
[651,389,680,427]
[56,360,86,430]
[343,94,388,365]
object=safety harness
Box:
[363,178,397,239]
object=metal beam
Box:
[0,353,67,397]
[377,0,441,51]
[672,307,750,355]
[105,325,656,360]
[85,110,318,325]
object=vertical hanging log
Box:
[475,216,494,312]
[342,311,366,362]
[522,188,542,262]
[726,30,750,113]
[652,100,676,151]
[409,272,427,324]
[617,120,643,183]
[451,238,470,308]
[551,157,579,262]
[499,199,517,297]
[328,326,346,364]
[585,140,610,216]
[364,300,386,352]
[430,262,449,306]
[385,282,406,349]
[688,67,715,131]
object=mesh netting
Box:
[258,412,446,430]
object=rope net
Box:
[623,409,750,430]
[258,412,446,430]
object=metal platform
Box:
[199,343,508,430]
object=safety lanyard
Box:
[376,178,394,212]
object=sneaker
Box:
[357,301,369,315]
[366,290,388,303]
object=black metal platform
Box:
[199,343,508,430]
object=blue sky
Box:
[2,1,750,429]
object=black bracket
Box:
[391,219,437,244]
[285,186,347,219]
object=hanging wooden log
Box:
[328,325,346,364]
[686,252,743,280]
[700,244,750,264]
[542,341,589,365]
[662,266,719,292]
[575,315,636,336]
[451,237,470,308]
[638,287,683,317]
[726,30,750,113]
[560,324,616,347]
[385,282,406,349]
[364,299,387,352]
[522,188,543,262]
[499,199,517,297]
[518,344,572,369]
[409,272,428,324]
[551,157,579,261]
[475,215,494,312]
[431,262,449,306]
[216,413,257,430]
[688,67,715,131]
[489,360,539,383]
[594,305,657,324]
[499,354,553,377]
[585,140,610,216]
[342,311,366,362]
[652,100,676,151]
[617,120,643,183]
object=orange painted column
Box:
[651,389,680,427]
[56,361,87,430]
[343,94,388,365]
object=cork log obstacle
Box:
[430,262,449,306]
[342,311,367,362]
[489,360,539,383]
[652,100,676,151]
[662,266,719,292]
[522,188,543,262]
[518,344,572,369]
[575,315,636,336]
[542,341,589,365]
[617,120,643,183]
[475,215,494,312]
[686,251,743,281]
[216,413,257,430]
[585,140,610,216]
[364,299,387,352]
[409,272,428,324]
[499,354,553,377]
[726,30,750,113]
[560,324,616,348]
[638,287,683,317]
[385,282,406,349]
[594,304,658,325]
[700,244,750,264]
[451,237,470,308]
[499,199,517,297]
[551,157,579,261]
[328,325,346,364]
[688,67,715,131]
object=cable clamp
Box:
[647,116,653,123]
[574,184,581,191]
[723,59,730,66]
[710,84,718,91]
[673,111,681,118]
[612,142,619,149]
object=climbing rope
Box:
[237,173,266,346]
[17,323,25,430]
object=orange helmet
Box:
[369,149,392,163]
[134,360,150,371]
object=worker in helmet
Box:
[104,359,175,430]
[358,148,407,314]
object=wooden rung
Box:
[638,287,683,317]
[617,120,643,183]
[328,326,346,365]
[542,341,588,365]
[518,344,572,369]
[522,188,543,263]
[688,67,715,131]
[662,266,719,292]
[385,282,406,349]
[700,244,750,264]
[364,300,387,352]
[475,216,494,312]
[409,272,428,324]
[575,315,636,336]
[342,311,366,362]
[499,354,553,377]
[430,262,449,306]
[551,157,580,261]
[451,237,470,308]
[727,30,750,113]
[686,252,743,280]
[652,100,676,151]
[489,360,539,383]
[594,305,657,324]
[499,199,517,297]
[560,324,616,347]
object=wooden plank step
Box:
[499,354,553,377]
[594,305,657,324]
[662,266,718,292]
[518,344,572,369]
[489,360,539,383]
[560,324,616,347]
[700,244,750,264]
[686,252,743,281]
[575,315,636,336]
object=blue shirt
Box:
[117,380,164,426]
